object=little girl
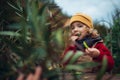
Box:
[62,13,114,72]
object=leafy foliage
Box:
[111,8,120,72]
[0,0,67,79]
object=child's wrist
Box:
[92,50,100,58]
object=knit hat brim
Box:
[69,13,93,28]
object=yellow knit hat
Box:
[69,13,93,28]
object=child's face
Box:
[70,21,89,40]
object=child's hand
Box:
[69,36,79,45]
[70,36,78,42]
[85,48,100,58]
[17,67,42,80]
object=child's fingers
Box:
[85,48,93,56]
[17,73,24,80]
[70,36,78,41]
[33,67,42,80]
[26,74,33,80]
[85,48,90,54]
[87,48,95,53]
[87,48,92,51]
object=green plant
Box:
[0,0,65,79]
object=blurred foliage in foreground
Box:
[0,0,68,79]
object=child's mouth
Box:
[75,33,81,37]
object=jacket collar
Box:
[75,36,102,50]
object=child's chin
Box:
[77,36,82,40]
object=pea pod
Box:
[83,41,89,49]
[76,33,81,37]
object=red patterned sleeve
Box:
[93,42,114,71]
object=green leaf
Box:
[65,64,84,71]
[69,51,83,64]
[62,51,73,64]
[7,23,21,30]
[7,2,21,12]
[16,0,23,12]
[38,3,48,15]
[96,56,107,80]
[31,47,47,59]
[0,31,21,37]
[16,60,24,68]
[78,62,99,68]
[55,29,63,46]
[15,12,24,18]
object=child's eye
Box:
[78,25,83,27]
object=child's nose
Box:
[73,27,78,31]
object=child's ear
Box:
[89,29,100,38]
[86,27,90,33]
[88,28,94,34]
